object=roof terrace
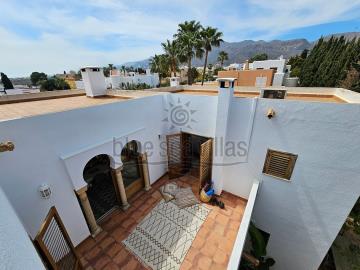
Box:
[1,85,359,121]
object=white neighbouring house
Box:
[109,69,160,89]
[250,56,290,86]
[1,68,360,270]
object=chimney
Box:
[170,77,180,87]
[244,60,250,70]
[212,78,236,194]
[80,67,106,97]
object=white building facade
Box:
[251,57,290,86]
[1,79,360,269]
[110,69,159,89]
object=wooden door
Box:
[167,133,183,179]
[199,139,213,192]
[34,207,82,270]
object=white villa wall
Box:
[222,98,257,198]
[0,188,45,270]
[165,94,218,137]
[252,59,286,72]
[2,88,360,269]
[223,98,360,269]
[0,95,168,246]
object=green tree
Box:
[40,77,70,91]
[299,35,360,89]
[161,39,179,77]
[120,65,126,74]
[149,54,170,83]
[217,51,228,67]
[189,67,200,82]
[174,20,203,85]
[249,53,268,62]
[200,26,223,85]
[1,72,14,89]
[30,72,47,86]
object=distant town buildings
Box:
[219,56,293,87]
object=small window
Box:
[263,149,297,181]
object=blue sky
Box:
[1,0,360,77]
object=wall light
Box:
[39,183,51,199]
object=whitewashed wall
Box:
[1,89,360,270]
[226,99,360,270]
[111,74,160,89]
[0,95,168,246]
[165,94,218,137]
[0,188,45,270]
[222,98,256,198]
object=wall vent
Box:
[261,89,287,99]
[263,149,297,180]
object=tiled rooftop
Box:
[76,174,246,270]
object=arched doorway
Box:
[83,154,118,221]
[121,141,144,199]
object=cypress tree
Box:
[0,72,14,90]
[299,35,360,89]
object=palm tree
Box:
[161,40,179,77]
[108,64,114,76]
[174,20,203,85]
[149,54,170,82]
[120,65,126,75]
[200,27,223,85]
[218,51,229,67]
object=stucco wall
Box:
[0,95,168,246]
[0,188,44,270]
[1,90,360,270]
[226,99,360,269]
[165,94,218,137]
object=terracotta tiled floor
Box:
[76,174,247,270]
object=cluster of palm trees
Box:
[150,20,228,86]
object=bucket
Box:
[200,189,211,203]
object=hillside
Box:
[121,32,360,68]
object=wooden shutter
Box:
[263,149,297,180]
[34,206,82,270]
[199,139,213,192]
[181,133,192,174]
[167,133,183,179]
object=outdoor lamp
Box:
[39,183,51,199]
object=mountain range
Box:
[121,32,360,69]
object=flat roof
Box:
[0,89,167,121]
[178,90,347,103]
[0,86,358,121]
[0,95,127,121]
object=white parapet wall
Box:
[227,180,260,270]
[110,73,159,89]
